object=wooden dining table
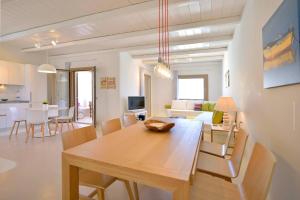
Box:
[62,118,203,200]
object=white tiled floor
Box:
[0,125,172,200]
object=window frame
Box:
[177,74,208,101]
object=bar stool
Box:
[9,107,27,139]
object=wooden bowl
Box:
[144,119,175,132]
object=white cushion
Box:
[171,100,187,110]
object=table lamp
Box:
[214,96,238,127]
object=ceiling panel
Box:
[1,0,136,34]
[1,0,246,58]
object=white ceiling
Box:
[0,0,247,64]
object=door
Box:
[144,74,151,117]
[70,67,96,126]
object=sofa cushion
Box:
[208,103,216,112]
[185,100,201,110]
[171,100,187,110]
[202,103,210,111]
[194,103,202,111]
[212,110,223,124]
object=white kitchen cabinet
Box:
[0,103,29,128]
[0,61,9,84]
[0,60,25,86]
[8,62,25,85]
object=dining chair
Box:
[61,126,135,200]
[196,128,248,182]
[101,118,121,135]
[123,114,137,127]
[190,143,276,200]
[200,123,236,158]
[56,106,75,133]
[9,107,27,139]
[26,109,49,143]
[101,117,140,200]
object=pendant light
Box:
[38,51,56,73]
[154,0,172,79]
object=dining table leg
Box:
[173,181,189,200]
[62,157,79,200]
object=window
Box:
[177,75,208,100]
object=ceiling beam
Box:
[20,16,239,52]
[23,34,232,53]
[0,0,186,42]
[142,55,224,65]
[131,47,227,59]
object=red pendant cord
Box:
[158,0,170,66]
[158,0,161,58]
[167,0,169,66]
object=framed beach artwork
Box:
[262,0,300,88]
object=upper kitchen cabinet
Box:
[0,61,9,84]
[8,62,25,85]
[0,60,25,86]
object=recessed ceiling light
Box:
[50,29,56,33]
[51,40,57,46]
[34,43,41,48]
[172,43,210,51]
[170,27,211,37]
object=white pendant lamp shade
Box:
[37,64,57,73]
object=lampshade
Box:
[215,96,238,112]
[37,64,57,73]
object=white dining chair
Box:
[26,109,49,143]
[56,106,75,133]
[9,107,27,139]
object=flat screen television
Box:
[128,96,145,110]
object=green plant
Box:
[42,100,48,104]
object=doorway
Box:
[144,74,152,117]
[70,67,96,126]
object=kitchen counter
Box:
[0,100,30,104]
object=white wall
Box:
[223,0,300,199]
[50,51,121,126]
[173,62,223,101]
[119,52,141,114]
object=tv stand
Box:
[124,109,147,121]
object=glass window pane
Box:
[178,78,204,100]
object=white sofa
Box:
[166,100,214,121]
[167,100,203,117]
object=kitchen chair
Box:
[101,118,121,135]
[61,126,135,200]
[56,106,75,133]
[197,128,248,182]
[200,123,236,158]
[9,107,27,139]
[190,143,276,200]
[25,109,49,142]
[123,114,137,127]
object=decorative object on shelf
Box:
[38,51,56,73]
[154,0,172,79]
[225,69,230,88]
[214,96,238,127]
[262,0,300,88]
[144,119,175,132]
[100,77,116,89]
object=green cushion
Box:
[202,103,210,111]
[212,110,223,124]
[208,103,216,112]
